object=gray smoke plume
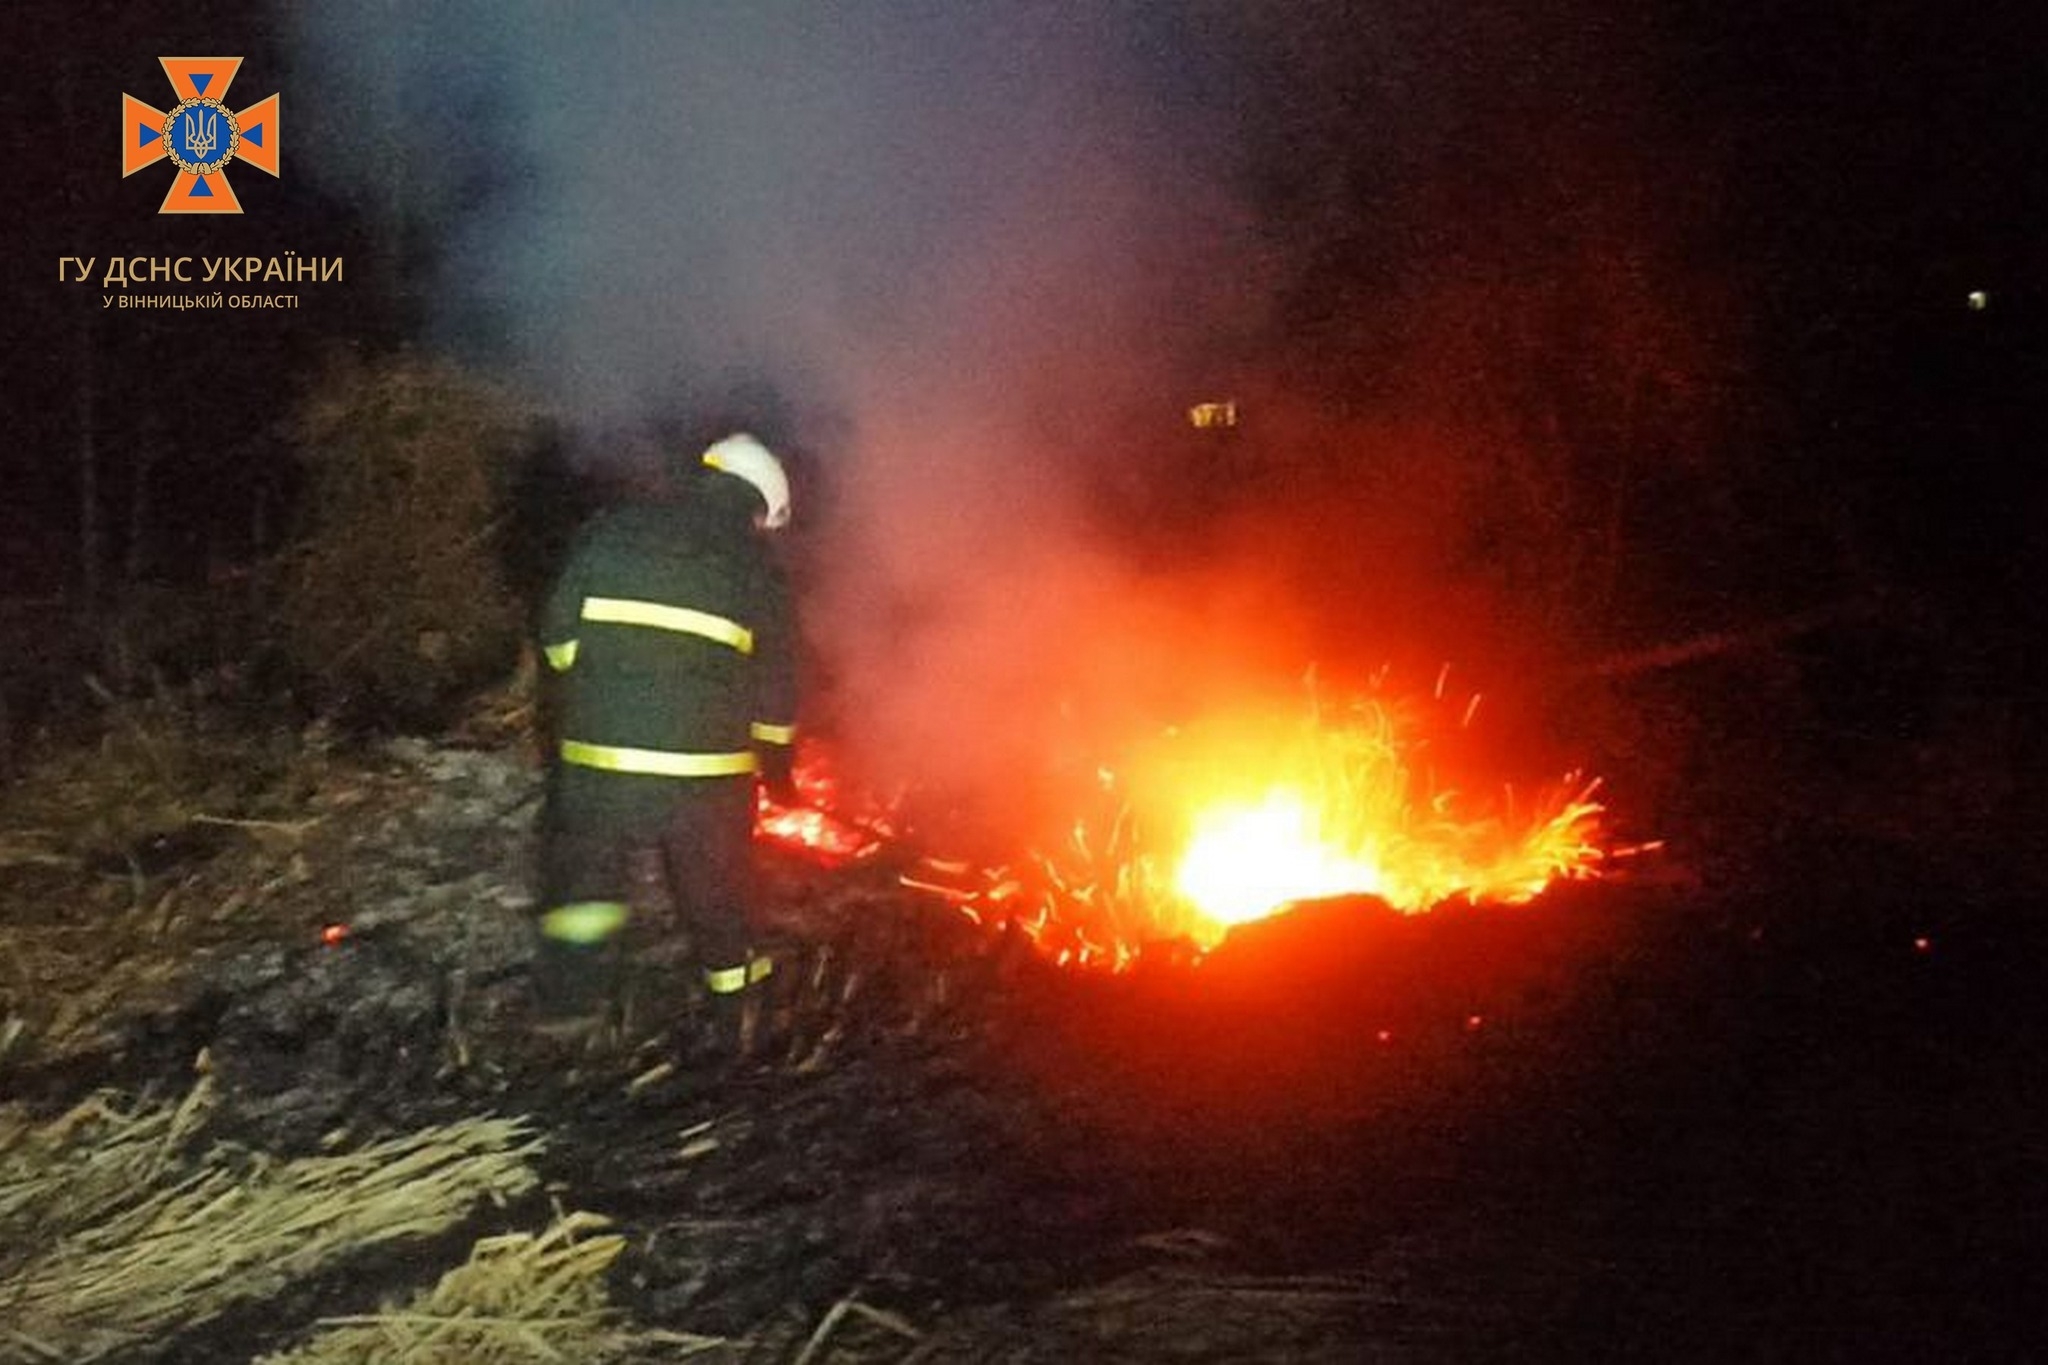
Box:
[286,3,1272,810]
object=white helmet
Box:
[701,432,791,529]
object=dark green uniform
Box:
[536,477,797,1013]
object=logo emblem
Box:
[122,58,279,214]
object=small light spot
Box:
[320,923,350,947]
[1967,290,1989,311]
[1376,1028,1394,1044]
[1464,1014,1485,1032]
[1913,935,1932,954]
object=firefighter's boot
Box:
[531,932,624,1047]
[700,951,775,1064]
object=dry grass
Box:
[0,1077,541,1363]
[0,684,354,1069]
[0,1074,215,1234]
[0,892,227,1071]
[261,1211,728,1365]
[0,681,299,859]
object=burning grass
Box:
[812,675,1614,970]
[1138,695,1606,938]
[0,663,1639,1361]
[754,746,897,866]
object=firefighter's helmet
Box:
[701,433,791,529]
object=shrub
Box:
[278,354,535,730]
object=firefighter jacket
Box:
[539,489,797,786]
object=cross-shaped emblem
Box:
[123,57,279,214]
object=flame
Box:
[1168,773,1606,945]
[1174,789,1392,926]
[1147,695,1606,948]
[986,681,1609,961]
[761,675,1613,969]
[753,748,895,863]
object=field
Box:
[3,682,2039,1363]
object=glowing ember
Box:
[753,747,895,864]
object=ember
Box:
[753,747,896,864]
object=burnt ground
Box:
[4,727,2045,1363]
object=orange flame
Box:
[754,749,895,863]
[766,677,1612,969]
[960,683,1609,963]
[1142,698,1606,947]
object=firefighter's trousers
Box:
[536,765,761,1015]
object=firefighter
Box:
[533,432,799,1053]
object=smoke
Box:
[286,2,1277,813]
[285,2,1713,817]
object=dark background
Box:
[2,0,2043,856]
[2,7,2045,1357]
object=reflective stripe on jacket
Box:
[539,500,797,775]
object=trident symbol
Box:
[183,108,217,162]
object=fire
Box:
[1175,789,1391,926]
[1145,693,1606,947]
[754,748,895,864]
[758,674,1612,969]
[1166,770,1605,945]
